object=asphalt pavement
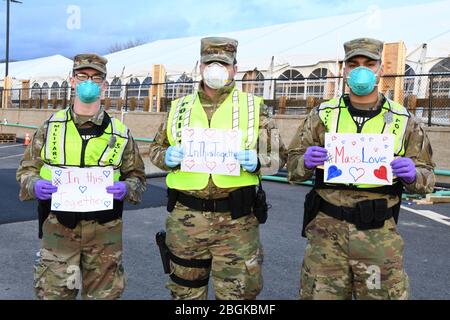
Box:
[0,143,449,300]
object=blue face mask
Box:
[347,66,379,96]
[76,80,101,103]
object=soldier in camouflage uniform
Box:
[16,54,146,300]
[150,37,287,300]
[287,38,435,300]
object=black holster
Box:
[302,189,322,238]
[253,179,269,224]
[155,230,171,274]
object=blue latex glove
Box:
[304,146,328,169]
[235,150,258,172]
[391,157,416,184]
[34,180,58,201]
[106,181,128,201]
[165,146,184,168]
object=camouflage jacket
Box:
[287,95,436,208]
[149,82,288,199]
[16,106,147,204]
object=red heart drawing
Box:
[226,163,237,173]
[332,136,337,141]
[206,162,217,171]
[374,165,389,181]
[184,129,195,138]
[352,141,357,146]
[204,129,216,138]
[184,160,195,170]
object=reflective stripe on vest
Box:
[318,97,410,188]
[39,108,128,181]
[166,88,262,190]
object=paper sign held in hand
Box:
[51,167,114,212]
[324,133,395,185]
[181,128,242,176]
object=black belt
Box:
[319,199,393,230]
[177,192,230,213]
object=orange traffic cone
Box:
[24,133,31,146]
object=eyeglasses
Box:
[74,73,105,83]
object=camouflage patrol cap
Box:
[344,38,384,62]
[73,53,108,75]
[201,37,238,65]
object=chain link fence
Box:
[1,73,450,126]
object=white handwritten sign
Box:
[51,167,114,212]
[324,133,395,185]
[181,128,242,176]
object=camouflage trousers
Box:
[165,203,263,300]
[300,212,410,300]
[34,213,126,300]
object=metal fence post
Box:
[428,75,433,127]
[63,85,67,109]
[39,87,42,109]
[124,84,129,112]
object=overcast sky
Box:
[0,0,442,61]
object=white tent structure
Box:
[104,0,450,82]
[0,55,72,87]
[1,0,449,99]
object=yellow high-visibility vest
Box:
[166,87,262,190]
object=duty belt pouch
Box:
[356,199,388,230]
[302,189,322,237]
[55,212,78,229]
[253,178,269,224]
[229,186,256,220]
[167,188,179,212]
[96,200,124,224]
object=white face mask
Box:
[203,63,230,90]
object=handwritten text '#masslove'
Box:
[328,146,389,165]
[184,141,236,163]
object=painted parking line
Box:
[0,144,23,149]
[401,206,450,227]
[0,154,23,160]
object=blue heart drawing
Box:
[385,145,389,149]
[341,140,346,144]
[369,138,374,142]
[327,165,342,180]
[54,170,62,176]
[79,186,87,194]
[53,203,61,209]
[327,143,331,148]
[360,137,365,142]
[103,170,111,178]
[104,201,111,208]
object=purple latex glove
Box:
[106,181,128,201]
[34,180,58,201]
[304,146,328,169]
[391,157,416,184]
